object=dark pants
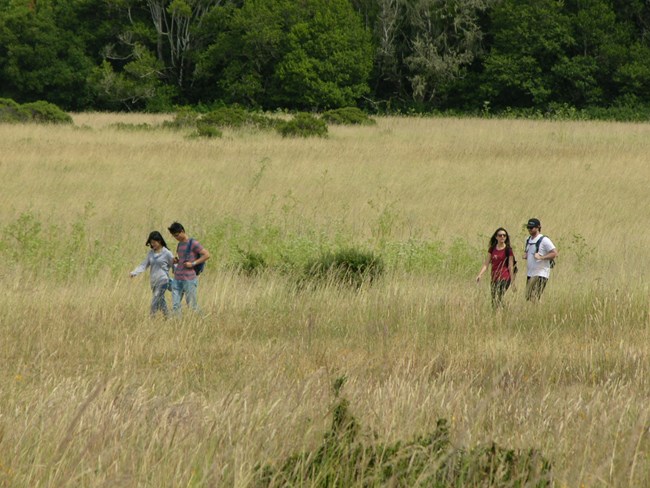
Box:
[526,276,548,302]
[490,279,511,308]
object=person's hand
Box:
[129,272,136,278]
[510,283,517,292]
[173,256,179,264]
[184,261,194,269]
[534,252,542,260]
[476,275,481,283]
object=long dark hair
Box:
[488,227,512,252]
[146,231,168,249]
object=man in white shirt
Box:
[523,218,558,302]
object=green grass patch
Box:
[256,378,552,487]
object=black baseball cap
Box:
[526,218,541,229]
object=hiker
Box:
[168,222,210,316]
[523,218,558,302]
[130,231,175,317]
[476,227,516,307]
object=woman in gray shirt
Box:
[130,231,175,317]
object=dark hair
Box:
[488,227,512,252]
[168,222,185,235]
[146,231,168,249]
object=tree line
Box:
[2,0,650,115]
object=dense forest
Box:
[2,0,650,115]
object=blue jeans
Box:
[151,283,169,317]
[171,279,199,316]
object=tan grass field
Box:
[1,113,650,486]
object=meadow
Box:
[1,113,649,486]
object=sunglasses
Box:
[496,233,507,237]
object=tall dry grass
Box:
[1,114,650,486]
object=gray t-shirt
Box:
[131,248,174,287]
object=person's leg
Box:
[492,280,510,308]
[150,284,167,316]
[159,283,170,317]
[185,279,199,313]
[526,276,547,302]
[172,279,184,316]
[490,281,499,308]
[534,277,547,300]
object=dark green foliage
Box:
[0,98,29,123]
[194,123,222,138]
[195,0,373,110]
[277,113,328,138]
[236,250,267,275]
[303,248,384,288]
[0,1,95,110]
[6,0,650,119]
[109,122,154,131]
[163,107,200,129]
[21,101,73,124]
[255,379,552,487]
[321,107,376,125]
[0,98,71,124]
[200,106,276,129]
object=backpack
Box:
[184,238,205,276]
[525,235,556,268]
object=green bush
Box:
[21,101,73,124]
[0,98,71,124]
[162,107,200,129]
[201,106,276,129]
[163,105,276,132]
[256,378,552,487]
[194,123,222,138]
[236,249,267,275]
[277,113,328,138]
[109,122,153,131]
[303,248,384,288]
[321,107,376,125]
[0,98,29,123]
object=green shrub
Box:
[256,378,552,487]
[0,98,29,123]
[321,107,376,125]
[0,99,71,124]
[194,123,222,138]
[201,106,276,129]
[236,249,267,275]
[21,101,73,124]
[303,248,384,288]
[109,122,153,131]
[162,107,200,129]
[277,113,328,138]
[202,106,249,127]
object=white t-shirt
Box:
[525,235,556,278]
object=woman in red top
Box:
[476,227,516,307]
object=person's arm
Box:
[130,255,150,277]
[476,252,490,283]
[535,248,558,261]
[165,249,175,268]
[534,238,558,261]
[193,248,210,266]
[183,243,211,268]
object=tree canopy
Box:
[2,0,650,114]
